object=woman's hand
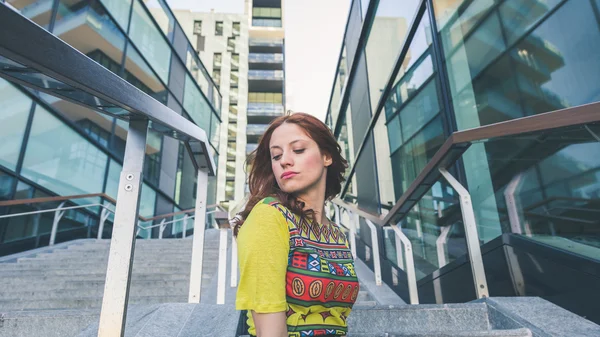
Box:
[252,311,287,337]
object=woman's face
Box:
[269,123,332,196]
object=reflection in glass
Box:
[21,105,108,200]
[129,0,171,83]
[183,74,211,132]
[436,0,600,249]
[0,79,33,172]
[464,123,600,258]
[142,0,175,41]
[0,171,14,200]
[210,112,220,148]
[98,0,132,31]
[388,181,466,280]
[123,44,168,104]
[365,0,420,111]
[7,0,53,30]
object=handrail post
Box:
[188,168,209,303]
[98,207,111,239]
[50,201,66,246]
[216,227,228,304]
[98,119,149,337]
[230,231,238,287]
[364,219,382,286]
[439,168,489,299]
[182,214,188,238]
[436,225,452,268]
[390,224,419,304]
[347,210,358,260]
[158,218,167,239]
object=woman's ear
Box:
[324,153,333,167]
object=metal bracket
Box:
[439,168,489,299]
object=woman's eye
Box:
[293,149,305,154]
[272,154,282,160]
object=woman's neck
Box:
[297,191,327,224]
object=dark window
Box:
[215,21,223,36]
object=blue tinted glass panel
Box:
[142,0,175,41]
[129,0,171,83]
[21,105,108,198]
[0,79,32,172]
[365,0,420,112]
[98,0,132,31]
[183,74,211,131]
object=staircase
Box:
[0,229,221,311]
[2,229,600,336]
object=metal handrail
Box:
[0,192,224,223]
[0,198,224,243]
[330,199,419,304]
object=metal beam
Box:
[98,119,149,337]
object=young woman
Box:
[234,112,359,337]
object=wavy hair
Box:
[233,112,347,236]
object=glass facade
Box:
[0,0,221,255]
[327,0,600,313]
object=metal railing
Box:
[327,100,600,305]
[248,70,284,80]
[0,5,219,336]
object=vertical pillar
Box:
[97,119,148,337]
[188,168,209,303]
[439,168,489,299]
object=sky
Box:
[166,0,351,121]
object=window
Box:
[230,70,239,87]
[231,53,239,70]
[226,160,236,178]
[227,141,236,159]
[213,53,222,69]
[248,92,283,103]
[229,87,238,103]
[227,37,236,52]
[212,69,221,87]
[225,180,235,200]
[215,21,223,36]
[233,22,241,36]
[193,20,202,35]
[229,105,238,123]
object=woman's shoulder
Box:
[248,196,289,220]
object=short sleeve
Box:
[235,201,290,313]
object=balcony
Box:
[249,53,283,71]
[249,38,283,53]
[246,124,269,143]
[249,70,283,80]
[248,70,284,92]
[247,103,284,123]
[249,53,283,63]
[246,143,258,154]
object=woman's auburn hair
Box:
[233,112,348,236]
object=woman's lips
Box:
[281,172,298,179]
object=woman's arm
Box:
[252,311,287,337]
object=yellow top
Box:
[236,200,290,333]
[236,197,359,337]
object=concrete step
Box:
[348,304,491,334]
[0,272,196,284]
[346,329,532,336]
[0,295,189,310]
[0,279,192,292]
[0,266,196,276]
[0,285,208,300]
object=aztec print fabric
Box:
[268,197,359,336]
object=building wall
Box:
[172,10,250,209]
[0,0,221,253]
[326,0,600,302]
